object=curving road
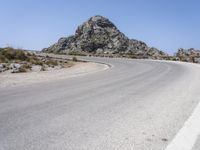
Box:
[1,57,200,150]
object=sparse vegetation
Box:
[46,60,58,66]
[0,47,28,62]
[18,64,31,73]
[27,57,43,65]
[68,51,87,56]
[127,54,138,59]
[72,56,78,62]
[0,47,75,73]
[0,47,40,64]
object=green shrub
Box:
[29,57,43,65]
[68,51,87,56]
[46,60,58,66]
[128,54,138,59]
[18,66,27,73]
[0,55,7,63]
[17,64,31,73]
[15,50,28,61]
[0,47,29,62]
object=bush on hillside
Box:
[0,47,28,62]
[72,56,78,62]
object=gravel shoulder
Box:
[0,62,109,88]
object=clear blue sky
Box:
[0,0,199,54]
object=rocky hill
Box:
[176,48,200,63]
[43,15,168,59]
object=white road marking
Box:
[165,101,200,150]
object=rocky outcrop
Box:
[43,15,168,59]
[176,48,200,63]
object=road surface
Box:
[1,57,200,150]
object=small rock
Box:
[161,138,168,142]
[9,63,21,69]
[9,63,22,73]
[96,48,103,54]
[11,68,20,73]
[31,65,42,72]
[0,64,6,73]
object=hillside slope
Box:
[43,15,168,59]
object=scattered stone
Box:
[161,138,168,142]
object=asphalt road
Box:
[1,57,200,150]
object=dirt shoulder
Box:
[0,62,109,88]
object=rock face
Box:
[176,48,200,63]
[43,15,168,59]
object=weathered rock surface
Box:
[176,48,200,63]
[31,65,42,72]
[0,64,7,73]
[43,15,168,59]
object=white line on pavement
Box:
[165,101,200,150]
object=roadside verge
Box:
[0,62,110,88]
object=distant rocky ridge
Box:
[176,48,200,63]
[43,15,168,59]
